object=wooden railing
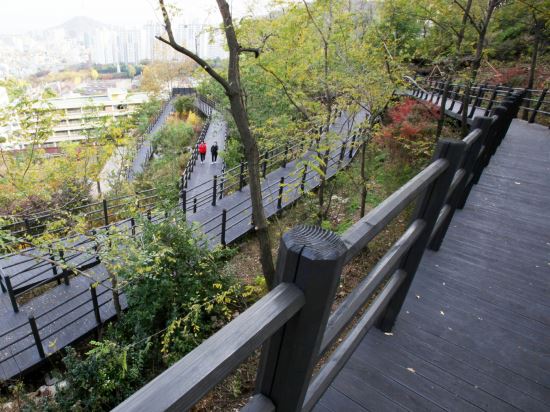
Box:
[113,93,524,411]
[410,78,547,126]
[0,188,162,243]
[0,106,360,380]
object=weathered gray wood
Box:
[430,118,491,250]
[457,116,493,209]
[378,139,466,332]
[321,220,425,355]
[303,270,406,412]
[255,225,347,412]
[341,160,446,264]
[112,283,304,412]
[241,394,276,412]
[315,115,550,411]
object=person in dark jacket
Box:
[211,141,219,164]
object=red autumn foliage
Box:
[376,98,439,165]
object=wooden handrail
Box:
[112,283,304,412]
[111,93,524,411]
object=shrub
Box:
[174,96,195,118]
[47,217,261,411]
[375,98,439,166]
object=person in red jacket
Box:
[198,141,207,164]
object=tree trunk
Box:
[460,82,471,137]
[360,136,367,217]
[110,272,122,318]
[227,93,276,288]
[437,78,451,138]
[523,20,542,120]
[157,0,276,287]
[457,0,473,51]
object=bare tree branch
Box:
[257,63,310,120]
[157,0,232,94]
[239,47,261,57]
[452,0,482,34]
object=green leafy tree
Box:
[157,0,277,286]
[173,95,195,118]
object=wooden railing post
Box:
[239,161,245,191]
[378,139,466,332]
[529,88,547,123]
[456,116,493,210]
[29,315,45,359]
[90,284,102,337]
[59,250,69,286]
[449,85,460,111]
[339,141,346,162]
[521,88,530,120]
[181,189,187,213]
[262,151,268,179]
[484,84,499,116]
[282,144,289,168]
[301,164,308,192]
[24,218,31,234]
[5,276,18,313]
[221,209,227,246]
[469,84,486,118]
[349,134,356,159]
[130,218,136,236]
[255,225,347,412]
[430,117,492,250]
[102,199,109,226]
[212,175,218,206]
[277,177,285,211]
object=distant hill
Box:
[53,16,114,37]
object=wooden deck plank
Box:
[315,117,550,411]
[313,387,370,412]
[368,329,550,411]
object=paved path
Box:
[184,109,227,210]
[0,102,365,381]
[128,98,175,181]
[314,119,550,411]
[90,98,175,197]
[186,109,366,247]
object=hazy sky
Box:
[0,0,271,34]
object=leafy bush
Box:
[375,98,439,165]
[153,120,194,156]
[174,95,195,118]
[48,216,261,410]
[132,98,162,134]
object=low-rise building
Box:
[0,89,148,151]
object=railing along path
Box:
[0,96,361,381]
[114,92,529,410]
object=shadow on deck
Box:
[315,119,550,411]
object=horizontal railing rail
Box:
[0,106,360,382]
[409,77,548,126]
[112,91,523,411]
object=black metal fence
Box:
[113,93,524,412]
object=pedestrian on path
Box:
[199,141,207,164]
[211,141,219,164]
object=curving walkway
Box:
[314,119,550,411]
[184,109,227,211]
[0,101,365,381]
[128,98,175,181]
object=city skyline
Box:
[0,0,271,35]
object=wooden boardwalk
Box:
[0,105,364,381]
[314,118,550,411]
